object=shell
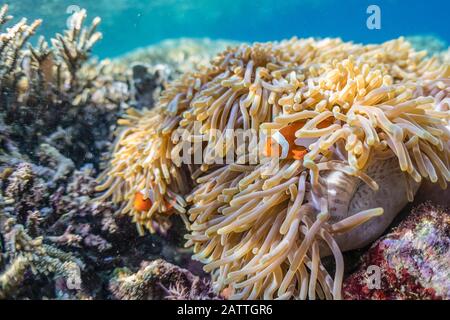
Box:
[325,157,421,252]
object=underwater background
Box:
[1,0,449,301]
[8,0,450,59]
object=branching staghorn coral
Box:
[0,219,85,299]
[0,5,129,166]
[0,6,205,299]
[0,5,100,106]
[0,4,41,84]
[0,162,123,299]
[0,255,28,299]
[97,37,450,300]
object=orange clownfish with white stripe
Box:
[133,188,174,213]
[265,119,334,160]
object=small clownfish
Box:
[134,189,174,212]
[134,189,154,211]
[265,118,334,160]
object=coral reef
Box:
[406,35,448,56]
[0,4,449,301]
[0,148,195,299]
[115,38,240,76]
[0,5,130,167]
[97,37,450,300]
[0,6,203,300]
[113,39,240,110]
[0,221,86,299]
[343,203,449,300]
[109,259,220,300]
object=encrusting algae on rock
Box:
[96,37,450,300]
[344,203,450,300]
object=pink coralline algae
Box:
[343,203,449,300]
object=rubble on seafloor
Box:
[0,5,226,300]
[109,259,220,300]
[343,203,450,300]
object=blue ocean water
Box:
[8,0,450,58]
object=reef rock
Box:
[343,203,450,300]
[108,259,220,300]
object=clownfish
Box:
[265,121,308,160]
[134,188,174,212]
[134,190,154,211]
[265,118,334,160]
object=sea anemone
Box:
[96,37,450,299]
[95,109,190,234]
